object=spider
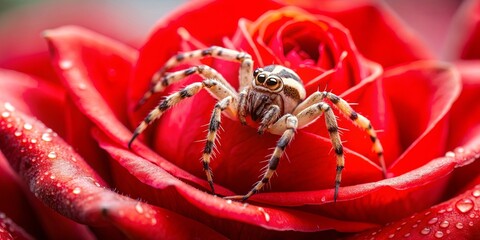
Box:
[129,46,385,202]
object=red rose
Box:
[1,0,479,239]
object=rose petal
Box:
[384,61,461,175]
[0,69,66,137]
[348,173,480,239]
[289,0,432,66]
[0,102,227,239]
[443,61,480,197]
[445,0,480,59]
[43,25,220,192]
[0,154,40,237]
[93,128,380,236]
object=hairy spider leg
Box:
[129,79,237,149]
[135,65,236,110]
[225,114,298,202]
[136,46,254,109]
[294,91,386,177]
[203,96,234,194]
[295,102,344,202]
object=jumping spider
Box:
[129,46,385,202]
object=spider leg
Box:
[295,102,344,202]
[203,96,234,194]
[135,65,236,110]
[294,91,386,177]
[128,79,237,149]
[157,46,254,90]
[225,114,298,202]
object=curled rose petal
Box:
[93,128,379,236]
[0,102,227,239]
[348,159,480,240]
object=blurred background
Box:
[0,0,464,59]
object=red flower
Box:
[0,0,479,239]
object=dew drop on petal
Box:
[388,233,395,238]
[404,233,410,238]
[1,111,10,118]
[4,102,15,112]
[23,123,32,130]
[456,198,474,213]
[434,231,444,238]
[439,220,449,228]
[78,83,87,90]
[41,133,53,142]
[14,131,22,137]
[72,187,81,194]
[428,217,438,224]
[226,199,233,204]
[135,202,144,214]
[59,60,73,70]
[455,222,464,229]
[469,221,474,226]
[445,151,455,158]
[47,152,57,159]
[473,189,480,198]
[30,138,37,144]
[420,227,431,235]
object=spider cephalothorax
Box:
[240,65,305,133]
[129,46,385,202]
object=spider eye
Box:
[265,78,277,86]
[256,73,266,84]
[253,68,262,77]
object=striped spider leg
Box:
[130,46,254,195]
[134,46,253,110]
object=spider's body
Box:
[129,46,385,202]
[240,65,305,132]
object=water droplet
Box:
[257,207,270,222]
[50,175,55,179]
[41,133,53,142]
[1,111,10,118]
[30,138,37,144]
[472,189,480,198]
[434,231,444,238]
[447,207,453,212]
[47,152,57,159]
[456,147,465,153]
[421,227,431,235]
[438,209,446,214]
[14,131,22,137]
[428,217,438,224]
[72,187,81,194]
[404,233,411,238]
[412,224,418,228]
[439,220,449,228]
[468,221,474,226]
[59,60,73,69]
[4,102,15,112]
[425,211,431,216]
[226,199,233,204]
[135,203,144,214]
[388,233,395,238]
[445,151,455,158]
[23,123,32,130]
[456,198,474,213]
[78,83,87,90]
[321,196,326,202]
[455,222,464,229]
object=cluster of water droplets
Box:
[367,185,479,239]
